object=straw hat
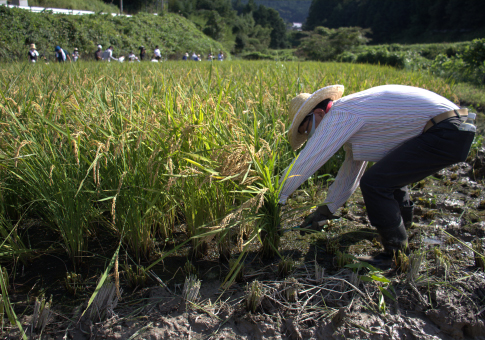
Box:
[288,85,345,151]
[30,43,36,49]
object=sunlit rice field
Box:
[0,60,458,264]
[0,61,460,288]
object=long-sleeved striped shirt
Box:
[279,85,459,212]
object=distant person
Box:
[72,48,80,62]
[128,51,139,62]
[207,53,213,61]
[54,46,70,62]
[218,51,224,61]
[197,54,202,61]
[102,46,118,62]
[95,45,103,61]
[139,46,146,61]
[182,52,189,61]
[192,52,198,61]
[153,45,162,61]
[28,44,39,63]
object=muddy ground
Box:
[5,145,485,340]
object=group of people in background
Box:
[183,51,224,61]
[28,43,224,63]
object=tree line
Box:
[100,0,289,51]
[304,0,485,44]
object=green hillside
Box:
[28,0,118,12]
[0,6,228,61]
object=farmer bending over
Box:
[279,85,475,265]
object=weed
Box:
[183,260,198,278]
[124,264,148,289]
[394,250,410,273]
[450,173,458,180]
[326,236,340,254]
[64,272,84,295]
[335,251,353,269]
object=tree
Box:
[298,26,371,61]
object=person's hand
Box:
[300,205,338,235]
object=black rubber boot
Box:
[379,221,409,255]
[400,201,414,229]
[358,221,409,270]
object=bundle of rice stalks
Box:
[182,275,201,310]
[282,277,300,302]
[86,279,120,322]
[278,256,295,278]
[245,280,264,313]
[472,239,485,271]
[407,250,425,282]
[315,261,325,284]
[30,294,52,337]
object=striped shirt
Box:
[279,85,459,212]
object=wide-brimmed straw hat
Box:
[288,85,344,151]
[30,44,36,49]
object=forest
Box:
[305,0,485,44]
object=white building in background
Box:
[10,0,29,5]
[0,1,132,16]
[291,23,303,31]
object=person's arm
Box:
[279,111,364,204]
[109,51,118,61]
[323,144,367,213]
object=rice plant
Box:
[0,60,461,298]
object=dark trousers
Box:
[360,117,475,246]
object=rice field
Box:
[0,60,462,336]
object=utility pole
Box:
[120,0,123,14]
